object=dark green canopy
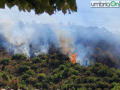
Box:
[0,0,77,15]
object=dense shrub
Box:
[26,70,34,76]
[112,75,118,82]
[103,77,111,82]
[52,68,59,74]
[12,54,27,60]
[0,58,10,65]
[59,65,65,70]
[85,70,91,76]
[27,77,38,85]
[22,74,30,80]
[32,57,41,63]
[1,65,5,71]
[88,77,96,83]
[90,83,97,89]
[8,78,20,90]
[31,64,38,71]
[41,62,47,67]
[18,65,30,72]
[74,64,82,72]
[54,59,60,68]
[74,77,83,84]
[2,73,10,81]
[37,73,46,82]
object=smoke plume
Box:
[0,20,120,68]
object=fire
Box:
[70,53,77,63]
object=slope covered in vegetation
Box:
[0,49,120,90]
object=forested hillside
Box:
[0,49,120,90]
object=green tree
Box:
[26,70,34,76]
[111,83,120,90]
[2,73,10,81]
[32,57,41,63]
[12,54,27,60]
[0,0,77,15]
[21,74,30,80]
[0,58,10,65]
[8,78,20,90]
[18,65,30,73]
[37,73,46,82]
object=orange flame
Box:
[70,53,77,63]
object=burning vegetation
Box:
[70,53,77,63]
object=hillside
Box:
[0,49,120,90]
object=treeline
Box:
[0,52,120,90]
[0,0,77,15]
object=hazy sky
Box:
[0,0,120,33]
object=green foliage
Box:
[85,70,91,76]
[59,65,66,71]
[18,65,30,73]
[1,65,5,71]
[0,0,77,15]
[12,54,27,60]
[54,59,60,68]
[0,51,120,89]
[74,64,82,72]
[111,83,120,90]
[116,70,120,78]
[21,74,30,80]
[31,64,38,71]
[103,77,111,82]
[2,73,9,81]
[26,77,38,86]
[8,78,20,90]
[0,58,10,65]
[37,73,46,82]
[88,77,96,83]
[112,75,118,82]
[32,57,41,63]
[26,70,34,76]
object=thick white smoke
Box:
[0,20,120,66]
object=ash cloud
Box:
[0,20,120,68]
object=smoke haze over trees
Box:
[0,21,120,68]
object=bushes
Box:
[103,77,111,82]
[26,77,38,85]
[32,57,41,63]
[12,54,27,60]
[26,70,34,76]
[8,78,20,90]
[59,65,65,70]
[31,64,38,71]
[2,73,10,81]
[49,59,60,68]
[21,74,30,80]
[18,65,30,73]
[74,64,82,72]
[37,73,46,82]
[85,70,91,76]
[97,81,107,89]
[112,75,118,82]
[0,58,10,65]
[88,77,96,83]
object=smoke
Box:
[0,20,120,68]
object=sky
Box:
[0,0,120,33]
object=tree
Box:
[37,73,46,82]
[18,65,30,73]
[0,0,77,15]
[8,78,20,90]
[0,58,10,65]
